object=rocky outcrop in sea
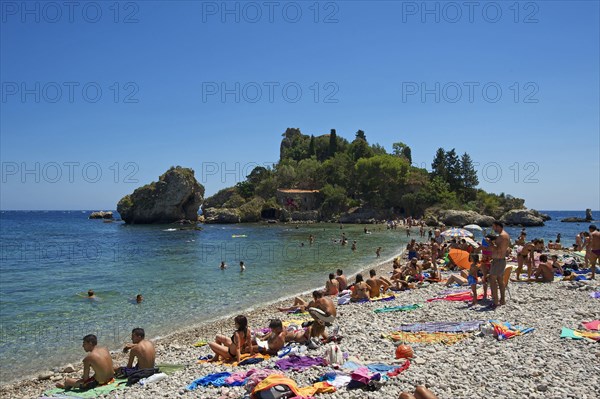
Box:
[117,166,204,224]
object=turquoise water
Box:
[0,210,596,382]
[0,212,409,382]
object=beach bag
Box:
[324,343,343,366]
[256,384,295,399]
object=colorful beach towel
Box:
[489,320,534,341]
[275,355,326,371]
[385,331,471,345]
[196,353,270,366]
[560,327,600,342]
[397,320,484,333]
[43,379,126,398]
[582,320,600,331]
[374,304,422,313]
[590,291,600,299]
[427,289,488,302]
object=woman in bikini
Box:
[208,315,253,363]
[350,273,370,302]
[515,241,535,280]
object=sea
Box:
[0,210,597,383]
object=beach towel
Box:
[590,291,600,299]
[196,353,270,366]
[187,372,232,389]
[43,379,126,398]
[385,331,471,345]
[250,374,318,399]
[560,327,600,342]
[374,304,422,313]
[397,320,484,333]
[193,340,208,347]
[427,289,488,302]
[370,293,396,302]
[155,363,185,375]
[489,320,534,341]
[582,320,600,331]
[275,355,326,371]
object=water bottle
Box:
[139,372,167,386]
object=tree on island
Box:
[328,129,338,158]
[393,142,412,164]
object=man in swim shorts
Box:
[56,334,114,390]
[486,221,510,308]
[586,225,600,279]
[115,328,156,375]
[530,254,554,283]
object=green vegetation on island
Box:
[204,128,536,224]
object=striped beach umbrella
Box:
[440,228,474,238]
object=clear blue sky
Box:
[1,1,599,211]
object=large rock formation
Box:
[561,209,594,223]
[423,209,495,227]
[500,209,545,226]
[437,210,495,227]
[203,208,241,224]
[117,166,204,224]
[89,211,113,219]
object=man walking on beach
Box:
[589,225,599,280]
[56,334,114,390]
[486,221,510,308]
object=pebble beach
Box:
[2,249,599,399]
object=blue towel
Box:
[187,372,231,390]
[366,363,398,373]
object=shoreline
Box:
[0,241,409,394]
[2,235,599,398]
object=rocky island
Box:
[117,166,204,224]
[201,128,549,227]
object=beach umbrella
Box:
[440,228,473,238]
[464,237,480,248]
[463,224,483,231]
[448,248,472,270]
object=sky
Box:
[1,0,599,211]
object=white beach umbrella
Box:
[463,224,483,231]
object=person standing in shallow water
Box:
[239,261,245,272]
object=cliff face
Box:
[117,166,205,224]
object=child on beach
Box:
[468,254,480,306]
[253,319,285,355]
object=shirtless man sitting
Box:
[366,269,391,298]
[335,269,348,291]
[253,319,286,355]
[56,334,114,390]
[115,328,156,375]
[530,254,554,283]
